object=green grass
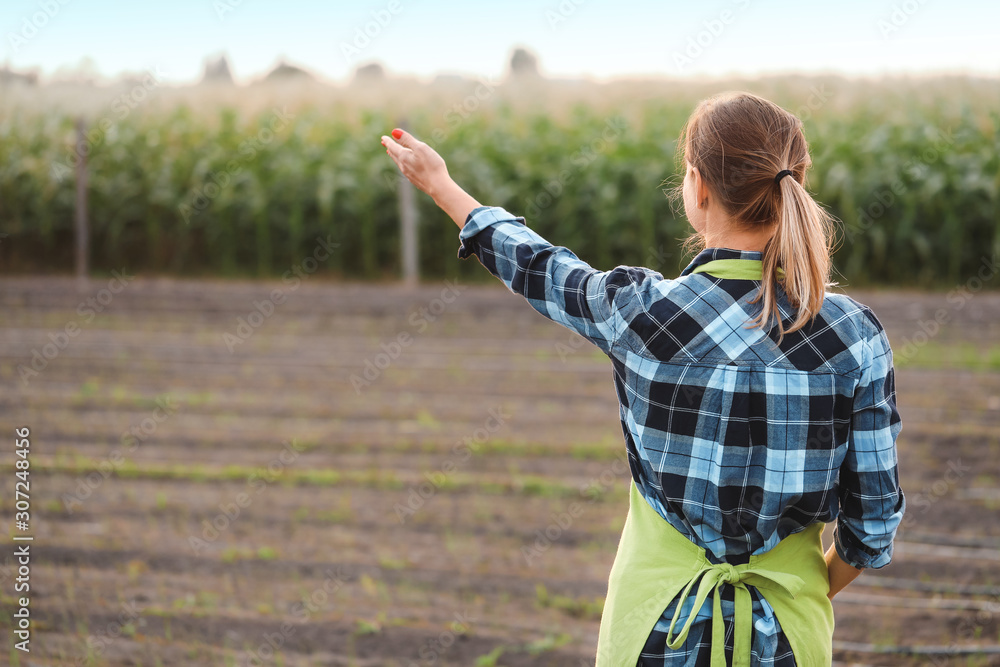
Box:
[474,646,506,666]
[893,340,1000,371]
[10,456,623,500]
[526,632,573,655]
[534,583,604,620]
[353,618,382,636]
[376,556,408,570]
[256,546,279,560]
[355,437,622,461]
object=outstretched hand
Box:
[381,129,451,200]
[380,128,482,228]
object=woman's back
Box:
[610,246,902,570]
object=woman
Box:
[381,91,905,666]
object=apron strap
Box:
[664,561,805,667]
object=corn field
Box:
[0,76,998,285]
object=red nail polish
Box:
[392,129,403,140]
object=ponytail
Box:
[749,174,836,343]
[674,91,838,345]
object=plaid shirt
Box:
[458,206,905,666]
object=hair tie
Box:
[774,169,793,185]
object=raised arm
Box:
[381,128,662,354]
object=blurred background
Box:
[1,1,999,665]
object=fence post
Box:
[399,174,418,287]
[74,117,89,285]
[397,120,419,287]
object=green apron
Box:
[595,481,834,666]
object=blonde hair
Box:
[675,91,837,342]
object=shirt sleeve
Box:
[457,206,661,355]
[835,308,906,570]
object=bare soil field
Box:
[1,276,998,666]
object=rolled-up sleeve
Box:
[458,206,660,355]
[835,309,905,569]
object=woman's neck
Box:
[702,213,775,253]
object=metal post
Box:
[74,117,89,285]
[397,120,419,287]
[399,172,418,287]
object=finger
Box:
[382,133,412,156]
[391,128,421,149]
[384,146,402,172]
[380,135,404,164]
[381,139,407,173]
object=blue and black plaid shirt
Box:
[458,206,905,666]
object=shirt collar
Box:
[679,247,765,277]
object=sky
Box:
[1,0,998,84]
